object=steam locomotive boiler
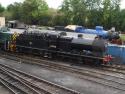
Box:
[15,30,111,64]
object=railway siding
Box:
[0,63,80,94]
[0,52,125,94]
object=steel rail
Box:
[1,52,125,92]
[0,63,80,94]
[0,69,41,94]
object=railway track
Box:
[0,68,41,94]
[0,63,80,94]
[0,77,27,94]
[0,52,125,92]
[102,64,125,73]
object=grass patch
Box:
[120,34,125,41]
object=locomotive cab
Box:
[70,36,109,64]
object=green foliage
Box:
[21,0,48,24]
[2,0,125,31]
[60,0,87,25]
[7,2,22,20]
[0,3,5,16]
[0,4,5,13]
[5,0,49,25]
[60,0,123,30]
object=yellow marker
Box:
[12,32,19,41]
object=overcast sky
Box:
[0,0,125,9]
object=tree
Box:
[85,0,103,27]
[118,9,125,31]
[4,0,124,31]
[60,0,122,30]
[7,2,23,20]
[21,0,48,24]
[0,4,5,16]
[60,0,73,25]
[60,0,87,25]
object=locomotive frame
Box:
[0,29,112,65]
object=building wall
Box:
[0,17,5,26]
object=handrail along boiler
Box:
[12,30,112,65]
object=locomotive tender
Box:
[0,27,112,65]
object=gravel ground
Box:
[0,83,12,94]
[0,58,125,94]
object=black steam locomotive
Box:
[14,31,112,65]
